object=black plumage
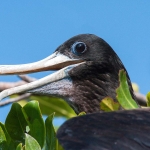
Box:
[57,108,150,150]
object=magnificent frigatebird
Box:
[0,34,138,113]
[0,34,147,150]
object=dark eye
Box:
[71,42,87,55]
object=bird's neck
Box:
[68,61,135,114]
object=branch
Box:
[0,75,35,106]
[0,81,26,91]
[18,75,36,82]
[0,93,31,107]
[135,92,147,106]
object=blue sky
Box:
[0,1,150,123]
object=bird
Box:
[0,34,145,150]
[0,34,138,114]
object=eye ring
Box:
[71,42,87,56]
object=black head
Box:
[56,34,119,62]
[52,34,137,113]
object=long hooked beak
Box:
[0,52,84,101]
[0,52,82,74]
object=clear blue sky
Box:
[0,1,150,123]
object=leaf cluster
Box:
[0,101,63,150]
[0,69,149,149]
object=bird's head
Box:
[0,34,136,113]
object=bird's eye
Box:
[71,42,87,55]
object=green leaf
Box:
[58,142,64,150]
[5,103,28,145]
[22,101,45,148]
[0,123,16,150]
[132,83,139,92]
[146,92,150,106]
[45,113,57,150]
[0,122,11,144]
[30,95,76,118]
[7,141,16,150]
[0,124,8,149]
[100,97,120,112]
[25,133,41,150]
[116,70,139,109]
[16,143,23,150]
[78,112,86,116]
